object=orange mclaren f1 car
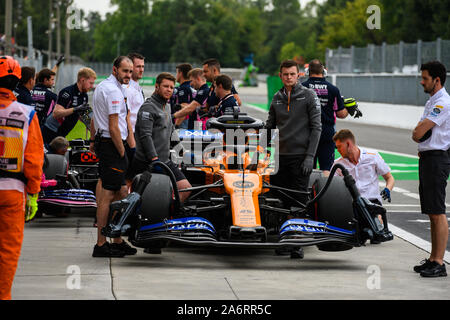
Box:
[102,111,393,255]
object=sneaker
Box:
[413,259,433,273]
[111,240,137,256]
[92,242,126,258]
[144,247,162,254]
[420,261,447,278]
[290,247,304,259]
[275,247,301,256]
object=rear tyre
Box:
[44,154,68,179]
[312,176,354,252]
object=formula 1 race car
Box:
[102,111,393,256]
[37,153,97,217]
[68,139,100,192]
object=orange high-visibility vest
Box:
[0,101,36,193]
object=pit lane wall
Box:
[332,73,450,130]
[336,102,424,130]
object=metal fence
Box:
[326,38,450,74]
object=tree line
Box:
[1,0,449,74]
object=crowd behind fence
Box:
[326,38,450,74]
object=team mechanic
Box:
[172,68,210,130]
[13,66,35,107]
[264,59,322,203]
[91,56,136,258]
[302,59,361,172]
[202,58,242,109]
[171,63,196,129]
[262,60,321,256]
[212,74,240,117]
[123,52,146,166]
[125,52,146,131]
[0,56,44,300]
[41,68,96,146]
[332,129,395,244]
[128,72,192,204]
[32,68,57,129]
[412,61,450,278]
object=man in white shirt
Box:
[412,61,450,278]
[332,129,395,244]
[123,53,145,166]
[91,56,136,258]
[125,53,145,131]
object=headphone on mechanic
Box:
[305,60,328,77]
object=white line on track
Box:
[389,224,450,263]
[363,147,418,159]
[384,204,420,207]
[388,210,423,213]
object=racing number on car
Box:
[81,152,98,163]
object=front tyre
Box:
[312,176,354,252]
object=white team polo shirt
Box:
[93,75,128,140]
[123,79,145,132]
[334,147,391,202]
[418,87,450,152]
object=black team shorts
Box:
[418,149,450,215]
[97,140,128,191]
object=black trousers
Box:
[270,155,310,206]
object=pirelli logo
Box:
[0,117,25,129]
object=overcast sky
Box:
[73,0,324,17]
[73,0,117,18]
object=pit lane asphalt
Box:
[12,84,450,300]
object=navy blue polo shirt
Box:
[194,83,210,106]
[14,84,35,107]
[32,83,58,128]
[216,93,240,116]
[302,77,344,134]
[44,83,88,137]
[176,81,195,104]
[171,81,195,113]
[207,84,238,108]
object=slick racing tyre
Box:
[43,154,68,179]
[312,176,354,252]
[308,170,323,189]
[138,173,173,224]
